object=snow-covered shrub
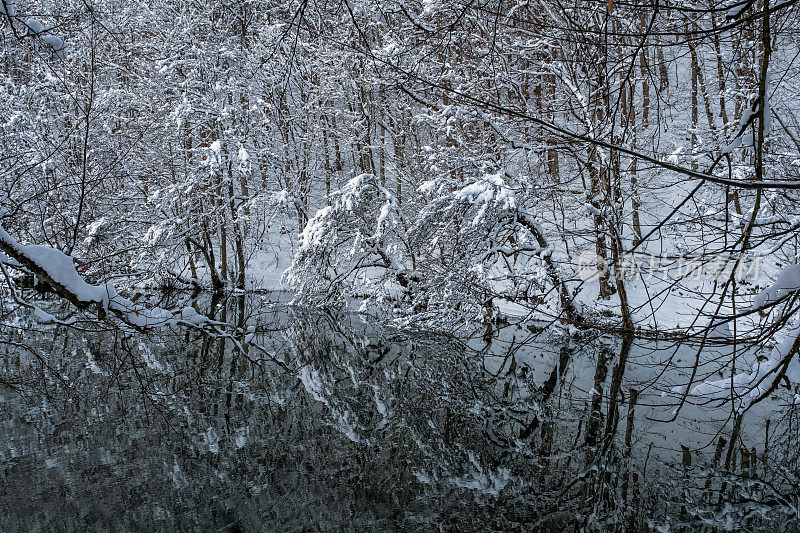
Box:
[286,173,416,305]
[288,167,577,326]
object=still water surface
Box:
[0,293,797,531]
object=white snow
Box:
[0,224,212,330]
[24,18,45,35]
[753,264,800,309]
[32,306,56,324]
[0,1,15,17]
[680,265,800,410]
[40,34,66,59]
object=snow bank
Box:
[753,264,800,309]
[679,265,800,411]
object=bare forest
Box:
[2,1,800,531]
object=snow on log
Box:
[0,224,181,329]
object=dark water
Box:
[0,293,798,531]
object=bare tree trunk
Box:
[392,110,406,203]
[689,28,700,171]
[630,76,643,244]
[589,152,614,299]
[215,169,228,285]
[656,34,669,92]
[228,177,246,289]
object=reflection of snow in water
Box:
[0,298,794,530]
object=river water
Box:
[0,292,797,531]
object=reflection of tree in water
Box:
[1,296,799,531]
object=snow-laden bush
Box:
[286,173,418,305]
[288,168,580,325]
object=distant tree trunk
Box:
[689,29,700,171]
[228,177,246,289]
[297,167,309,232]
[547,51,560,182]
[587,26,614,300]
[392,110,406,203]
[589,151,614,300]
[215,168,228,285]
[710,6,730,136]
[631,70,643,244]
[322,114,332,200]
[330,113,344,172]
[201,224,223,291]
[186,238,198,281]
[656,35,669,92]
[378,106,386,187]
